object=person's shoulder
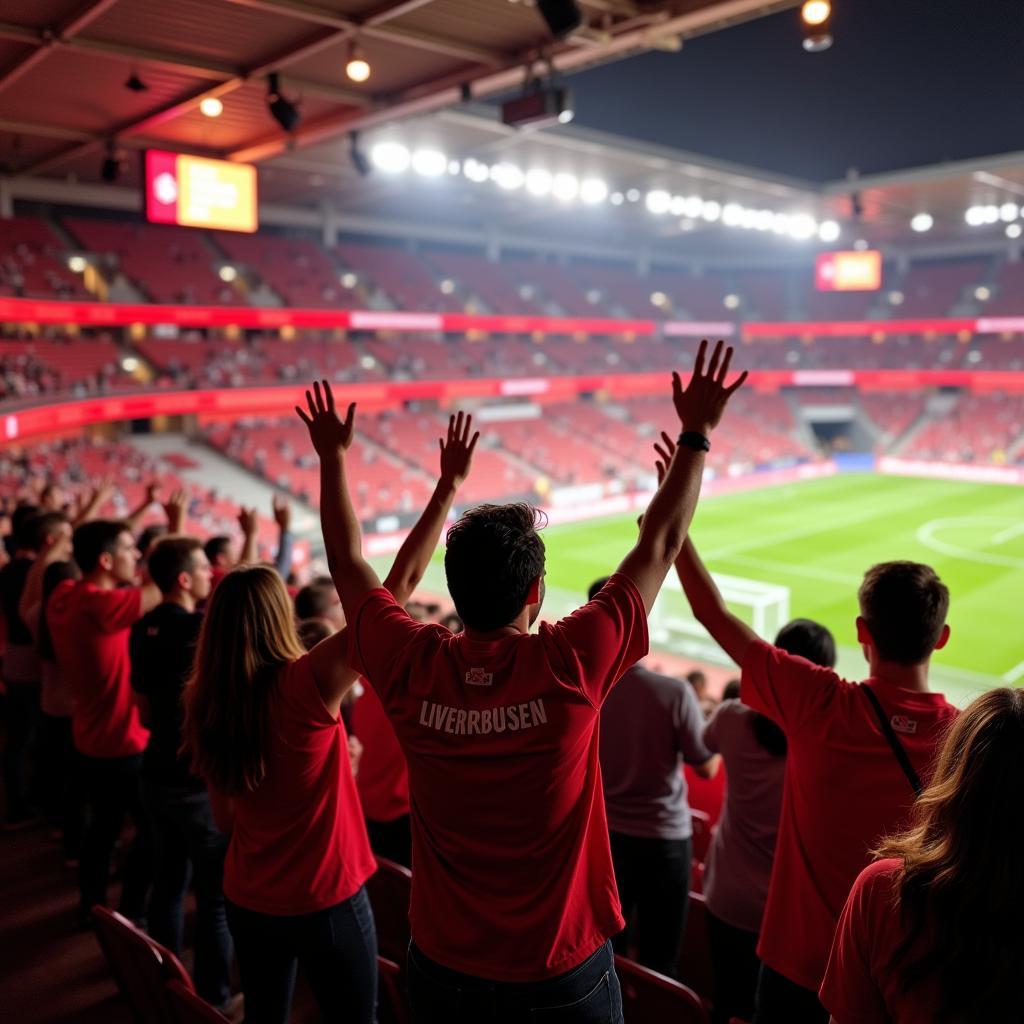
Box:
[855,857,902,893]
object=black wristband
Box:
[678,431,711,452]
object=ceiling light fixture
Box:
[801,0,833,52]
[200,97,224,118]
[910,212,933,232]
[266,73,300,132]
[345,42,371,83]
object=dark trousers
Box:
[753,963,829,1024]
[79,753,152,921]
[1,679,41,821]
[366,813,412,869]
[407,939,622,1024]
[226,886,378,1024]
[706,910,760,1024]
[608,831,691,978]
[38,713,85,857]
[143,780,232,1006]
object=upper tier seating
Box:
[426,250,543,316]
[0,216,88,300]
[0,336,125,399]
[335,242,460,312]
[897,258,990,318]
[902,393,1024,463]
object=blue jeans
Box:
[226,885,378,1024]
[407,939,623,1023]
[143,781,231,1006]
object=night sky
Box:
[566,0,1024,182]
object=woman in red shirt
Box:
[183,411,479,1024]
[821,687,1024,1023]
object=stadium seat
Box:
[676,892,715,1003]
[378,956,411,1024]
[690,809,713,866]
[91,906,193,1024]
[366,858,413,964]
[165,980,230,1024]
[615,954,709,1023]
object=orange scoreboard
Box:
[815,249,883,291]
[144,150,258,233]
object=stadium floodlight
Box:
[448,160,461,175]
[463,158,490,183]
[121,356,139,372]
[67,255,87,273]
[974,286,991,302]
[218,265,238,282]
[200,97,223,118]
[753,209,775,231]
[771,213,791,234]
[910,212,933,233]
[669,195,687,216]
[525,168,553,197]
[610,192,624,206]
[586,289,602,304]
[491,163,525,190]
[340,272,357,288]
[1008,223,1023,239]
[701,200,722,222]
[964,205,985,226]
[650,291,668,308]
[552,173,579,201]
[787,213,818,240]
[722,203,743,226]
[266,73,300,132]
[739,207,760,230]
[801,0,833,52]
[439,279,456,295]
[1000,202,1019,222]
[345,43,371,83]
[580,178,609,204]
[853,237,869,251]
[723,293,740,310]
[371,142,410,173]
[645,190,672,215]
[982,205,1000,224]
[682,196,704,219]
[626,188,641,203]
[818,219,841,242]
[889,290,904,305]
[411,149,447,177]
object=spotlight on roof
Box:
[503,58,574,129]
[200,97,224,118]
[345,43,371,83]
[801,0,833,52]
[1008,223,1023,239]
[371,142,410,174]
[100,142,121,184]
[266,73,300,132]
[349,132,371,177]
[818,219,841,242]
[124,72,148,93]
[535,0,583,39]
[910,212,933,233]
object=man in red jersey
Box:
[656,435,958,1024]
[296,341,746,1023]
[49,496,183,926]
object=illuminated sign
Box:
[815,250,882,291]
[144,150,258,233]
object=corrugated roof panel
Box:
[0,0,79,32]
[394,0,549,51]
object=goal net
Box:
[650,572,791,663]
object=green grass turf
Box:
[398,473,1024,705]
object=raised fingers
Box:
[693,339,708,377]
[726,369,749,395]
[717,345,734,383]
[706,339,724,378]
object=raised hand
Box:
[162,488,188,532]
[672,339,747,436]
[296,379,356,456]
[653,431,677,485]
[439,411,480,489]
[237,505,259,538]
[272,493,292,532]
[143,480,160,506]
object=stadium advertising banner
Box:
[144,150,258,233]
[814,250,882,291]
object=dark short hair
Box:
[203,535,231,564]
[722,678,741,701]
[294,576,336,620]
[73,519,131,574]
[297,617,334,651]
[444,503,546,632]
[774,618,837,668]
[138,524,168,559]
[686,670,707,690]
[11,503,40,545]
[587,577,611,603]
[21,511,68,553]
[148,536,203,594]
[859,561,949,665]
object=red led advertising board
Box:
[144,150,258,232]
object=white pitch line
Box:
[1003,659,1024,684]
[992,522,1024,546]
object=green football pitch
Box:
[401,472,1024,705]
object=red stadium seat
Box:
[690,809,713,865]
[676,892,715,1003]
[615,954,709,1023]
[165,980,230,1024]
[91,906,193,1024]
[366,857,413,964]
[378,955,411,1024]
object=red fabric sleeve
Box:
[819,860,896,1023]
[281,653,337,728]
[347,589,427,702]
[540,573,649,708]
[740,639,843,732]
[87,586,143,633]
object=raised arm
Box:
[72,478,115,527]
[271,494,294,578]
[18,530,73,634]
[236,506,259,566]
[616,340,746,612]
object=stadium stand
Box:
[0,336,128,399]
[335,242,461,312]
[901,392,1024,463]
[0,216,89,300]
[897,257,991,318]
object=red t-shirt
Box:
[47,580,148,759]
[223,654,376,915]
[352,686,410,823]
[742,641,957,992]
[820,858,942,1023]
[348,572,648,982]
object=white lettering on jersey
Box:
[891,715,918,735]
[418,699,548,736]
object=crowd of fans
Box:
[0,344,1020,1024]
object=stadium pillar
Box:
[485,228,500,263]
[321,205,339,247]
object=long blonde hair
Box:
[182,565,305,795]
[877,687,1024,1021]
